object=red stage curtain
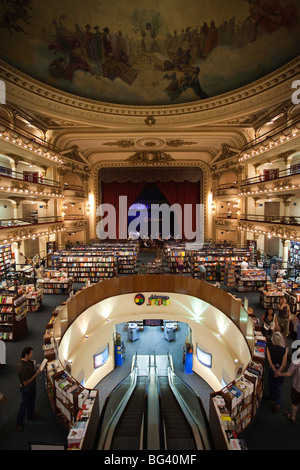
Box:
[156,181,200,240]
[101,181,146,239]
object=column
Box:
[281,238,290,268]
[14,241,22,270]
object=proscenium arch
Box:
[90,161,210,240]
[54,275,254,391]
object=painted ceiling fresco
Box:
[0,0,299,106]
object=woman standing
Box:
[277,297,291,345]
[262,307,278,338]
[266,331,288,411]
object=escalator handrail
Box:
[153,352,167,450]
[94,353,138,447]
[156,372,167,450]
[144,354,165,450]
[167,367,214,450]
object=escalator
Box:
[94,353,214,451]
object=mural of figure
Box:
[246,0,298,42]
[198,22,209,58]
[74,24,84,47]
[181,67,207,99]
[83,24,95,59]
[102,26,113,57]
[114,30,129,63]
[140,22,159,53]
[92,25,103,61]
[164,66,207,101]
[203,20,218,57]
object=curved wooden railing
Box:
[53,275,255,356]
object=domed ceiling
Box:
[0,0,299,106]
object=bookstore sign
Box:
[134,293,170,306]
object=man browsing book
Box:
[16,346,42,432]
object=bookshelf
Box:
[0,244,12,277]
[290,241,300,268]
[165,246,194,274]
[260,289,284,310]
[224,260,235,287]
[43,305,66,361]
[163,243,251,281]
[52,252,115,283]
[209,333,265,450]
[52,242,138,281]
[45,360,99,450]
[0,289,28,341]
[116,250,137,274]
[284,281,300,316]
[191,250,250,282]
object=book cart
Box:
[0,287,28,341]
[209,307,266,450]
[43,303,99,450]
[24,284,44,312]
[235,269,267,292]
[259,282,285,309]
[36,271,73,294]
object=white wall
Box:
[58,292,251,391]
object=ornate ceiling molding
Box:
[1,56,299,128]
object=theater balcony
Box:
[0,166,63,199]
[238,214,300,242]
[0,115,63,167]
[239,164,300,198]
[215,213,239,231]
[0,216,65,243]
[63,215,87,233]
[215,182,239,198]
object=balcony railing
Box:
[0,216,63,228]
[241,164,300,186]
[0,165,61,188]
[63,183,86,197]
[216,213,238,219]
[0,116,61,154]
[63,215,86,221]
[241,112,300,152]
[240,214,300,225]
